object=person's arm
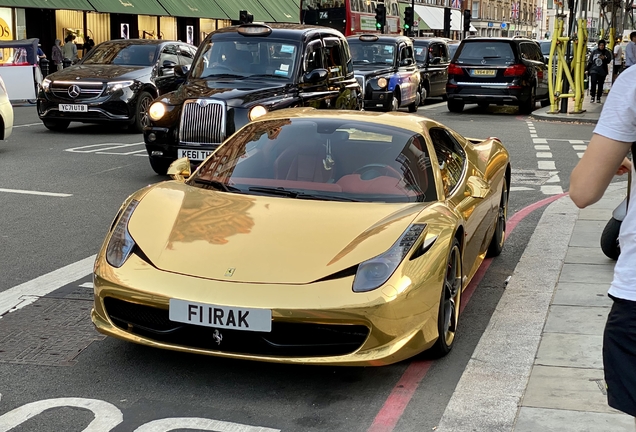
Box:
[570,135,631,208]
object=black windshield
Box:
[82,43,158,66]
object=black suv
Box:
[412,37,450,101]
[144,23,361,175]
[38,39,196,132]
[446,37,549,113]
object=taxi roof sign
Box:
[237,24,272,37]
[359,34,380,42]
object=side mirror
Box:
[303,68,328,83]
[162,59,177,69]
[174,64,189,77]
[400,58,414,66]
[430,57,442,65]
[465,176,490,199]
[167,157,191,181]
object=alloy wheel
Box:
[139,96,152,128]
[442,245,462,346]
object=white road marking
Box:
[577,152,585,158]
[418,101,446,110]
[572,144,587,151]
[66,143,144,154]
[534,145,550,150]
[530,134,538,138]
[510,186,534,191]
[98,149,147,156]
[532,138,548,144]
[79,282,93,288]
[0,397,123,432]
[0,255,95,316]
[538,160,556,170]
[569,139,585,144]
[536,152,553,158]
[13,123,42,128]
[0,188,72,197]
[546,174,561,183]
[541,185,564,195]
[134,418,280,432]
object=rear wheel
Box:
[408,89,420,112]
[540,98,551,107]
[429,238,462,358]
[447,100,464,113]
[487,177,509,257]
[149,157,171,175]
[478,102,489,109]
[43,120,70,131]
[419,85,428,105]
[519,87,536,114]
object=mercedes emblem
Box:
[68,85,81,98]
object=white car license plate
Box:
[59,104,88,112]
[169,298,272,332]
[178,149,214,161]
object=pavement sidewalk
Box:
[435,183,634,432]
[530,94,603,124]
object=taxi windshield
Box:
[189,118,437,203]
[191,38,300,81]
[82,43,158,66]
[349,41,396,65]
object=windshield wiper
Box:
[200,73,245,79]
[238,74,288,80]
[191,178,242,192]
[248,186,359,202]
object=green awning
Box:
[213,0,275,23]
[87,0,169,16]
[398,2,431,30]
[157,0,229,19]
[259,0,299,23]
[0,0,94,10]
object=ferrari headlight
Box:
[249,105,268,121]
[377,77,388,88]
[148,102,166,121]
[41,78,51,92]
[352,224,426,293]
[106,80,134,93]
[106,200,140,268]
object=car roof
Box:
[211,23,345,41]
[461,37,534,43]
[257,107,440,134]
[99,39,176,46]
[347,34,413,44]
[412,37,449,45]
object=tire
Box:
[600,217,622,260]
[43,120,70,131]
[420,85,428,106]
[442,93,448,101]
[130,91,154,133]
[540,98,551,107]
[408,89,420,112]
[478,102,489,109]
[429,238,462,358]
[389,92,400,111]
[149,157,171,176]
[519,87,536,114]
[487,177,509,257]
[447,99,464,113]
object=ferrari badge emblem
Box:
[213,329,223,345]
[225,267,236,277]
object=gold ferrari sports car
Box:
[92,109,510,366]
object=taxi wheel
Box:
[419,86,428,105]
[43,120,70,131]
[429,238,462,358]
[131,91,153,133]
[149,157,171,176]
[408,94,419,112]
[390,93,400,111]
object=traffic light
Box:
[239,10,254,24]
[404,6,414,31]
[443,7,452,38]
[463,9,471,32]
[375,3,386,32]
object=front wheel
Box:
[447,99,464,113]
[600,217,622,260]
[149,157,171,175]
[130,91,154,133]
[429,238,462,358]
[43,120,70,131]
[389,93,400,111]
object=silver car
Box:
[0,76,13,139]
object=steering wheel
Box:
[210,63,233,71]
[353,164,402,180]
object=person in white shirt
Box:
[614,38,623,82]
[624,31,636,67]
[570,65,636,421]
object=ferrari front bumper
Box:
[91,253,444,366]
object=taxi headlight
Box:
[377,77,388,88]
[106,200,139,268]
[148,102,166,121]
[41,78,51,92]
[352,224,426,292]
[248,105,268,121]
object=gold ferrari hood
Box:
[127,182,425,284]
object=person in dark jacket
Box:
[587,39,612,103]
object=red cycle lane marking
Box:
[366,192,569,432]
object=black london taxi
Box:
[144,23,362,174]
[346,34,421,112]
[38,39,196,133]
[412,37,450,101]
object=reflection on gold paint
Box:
[167,192,256,247]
